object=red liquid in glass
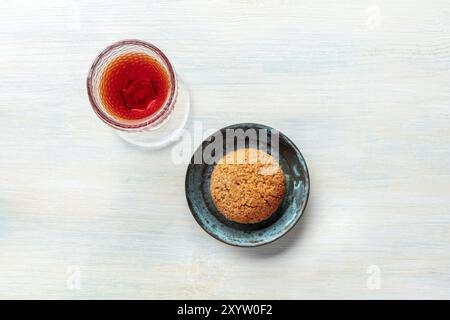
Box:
[99,52,170,121]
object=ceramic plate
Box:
[185,123,310,247]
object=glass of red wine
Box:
[87,40,190,148]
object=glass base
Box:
[116,78,190,149]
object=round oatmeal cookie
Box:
[210,148,286,224]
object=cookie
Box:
[210,148,286,224]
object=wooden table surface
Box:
[1,0,450,299]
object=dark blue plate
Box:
[185,123,310,247]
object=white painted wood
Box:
[1,0,450,299]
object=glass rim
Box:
[86,39,177,131]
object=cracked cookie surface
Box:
[210,148,286,224]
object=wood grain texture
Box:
[1,0,450,299]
